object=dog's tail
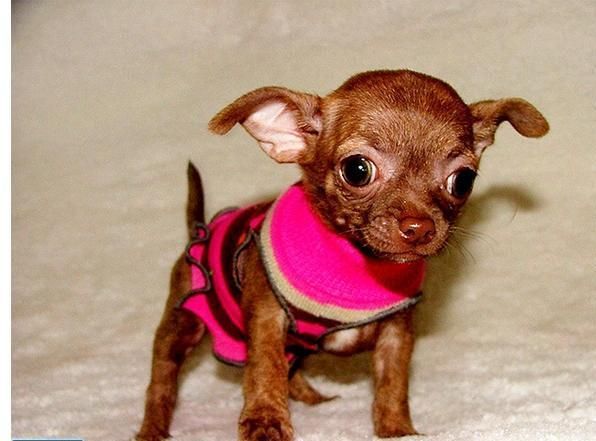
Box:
[186,161,205,238]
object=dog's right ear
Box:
[469,98,549,156]
[208,87,322,164]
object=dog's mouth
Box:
[358,225,447,263]
[361,244,428,263]
[369,249,425,263]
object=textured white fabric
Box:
[12,1,596,440]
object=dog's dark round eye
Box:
[446,168,477,199]
[340,155,376,187]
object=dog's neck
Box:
[258,183,426,325]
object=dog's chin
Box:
[376,250,426,263]
[360,245,427,263]
[360,240,446,263]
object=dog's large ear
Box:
[469,98,549,156]
[208,87,322,163]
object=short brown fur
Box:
[136,70,548,441]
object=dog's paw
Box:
[134,429,169,441]
[134,435,167,441]
[239,407,293,441]
[134,436,166,441]
[373,397,420,438]
[374,419,419,438]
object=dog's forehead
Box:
[324,70,474,153]
[331,70,466,107]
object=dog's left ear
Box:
[469,98,549,156]
[208,87,322,163]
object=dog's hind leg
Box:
[289,369,337,405]
[136,254,206,441]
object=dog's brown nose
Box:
[398,217,435,245]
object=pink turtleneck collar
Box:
[258,184,425,324]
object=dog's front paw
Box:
[375,423,419,438]
[134,430,168,441]
[373,405,418,438]
[375,418,419,438]
[239,407,293,441]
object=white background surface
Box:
[12,1,595,440]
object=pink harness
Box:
[180,184,425,366]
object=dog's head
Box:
[209,70,548,262]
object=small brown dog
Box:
[136,70,548,441]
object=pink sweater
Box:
[179,184,425,366]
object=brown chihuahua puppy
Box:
[136,70,548,441]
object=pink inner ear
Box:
[242,101,307,163]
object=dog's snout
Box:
[398,217,436,245]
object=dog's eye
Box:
[340,155,376,187]
[446,168,477,199]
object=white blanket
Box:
[12,1,596,440]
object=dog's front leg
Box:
[372,307,418,438]
[238,244,293,441]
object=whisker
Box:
[438,229,475,264]
[450,225,496,246]
[458,240,477,264]
[343,225,374,235]
[440,238,455,259]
